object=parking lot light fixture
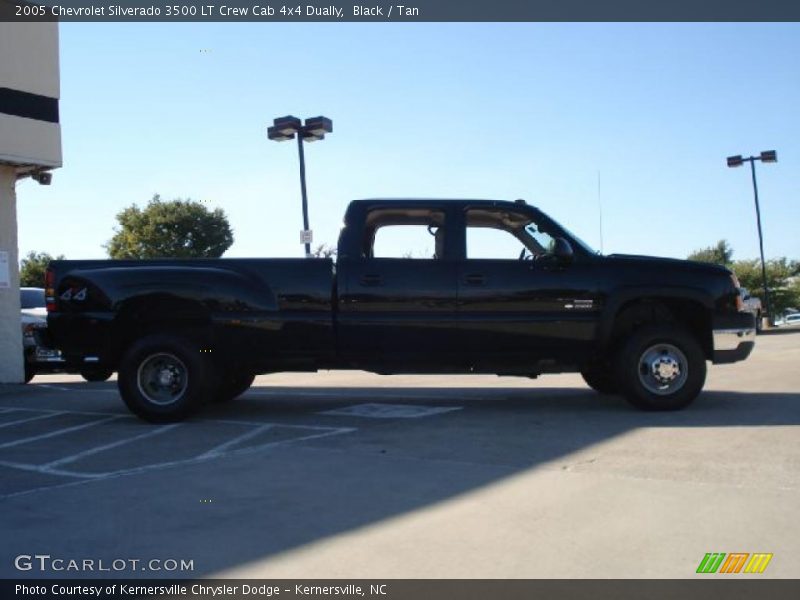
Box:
[268,115,333,257]
[726,155,744,168]
[726,150,778,325]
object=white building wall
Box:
[0,20,60,383]
[0,114,62,167]
[0,165,23,382]
[0,21,62,168]
[0,23,60,97]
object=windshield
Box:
[546,219,597,255]
[20,288,46,309]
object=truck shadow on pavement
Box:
[1,381,798,578]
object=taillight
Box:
[45,268,56,312]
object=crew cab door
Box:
[456,207,599,368]
[337,205,462,368]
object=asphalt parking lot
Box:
[1,330,798,579]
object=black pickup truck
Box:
[46,199,755,422]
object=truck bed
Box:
[47,257,336,371]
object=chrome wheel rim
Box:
[637,343,688,395]
[136,353,188,406]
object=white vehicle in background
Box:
[739,288,763,333]
[784,313,800,327]
[21,287,62,382]
[20,287,113,383]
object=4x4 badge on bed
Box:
[60,287,87,302]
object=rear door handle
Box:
[360,274,384,286]
[464,274,486,286]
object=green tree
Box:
[311,244,337,258]
[687,242,800,315]
[19,251,64,287]
[731,257,799,315]
[687,240,734,267]
[106,195,234,259]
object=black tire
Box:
[213,371,255,403]
[755,312,763,334]
[117,334,212,423]
[615,324,706,411]
[580,365,619,394]
[80,367,114,382]
[24,363,35,384]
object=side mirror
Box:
[552,237,573,264]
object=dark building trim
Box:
[0,87,59,123]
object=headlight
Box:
[22,322,46,340]
[730,273,744,311]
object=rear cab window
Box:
[363,208,447,260]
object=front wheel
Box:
[615,324,706,411]
[118,334,212,423]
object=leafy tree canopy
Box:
[687,240,734,267]
[20,251,64,288]
[106,195,233,259]
[311,244,337,258]
[687,240,799,315]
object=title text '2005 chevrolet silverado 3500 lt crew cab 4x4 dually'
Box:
[46,199,755,422]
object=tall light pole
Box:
[268,115,333,258]
[726,150,777,324]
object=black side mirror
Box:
[551,237,573,264]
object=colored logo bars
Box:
[696,552,773,574]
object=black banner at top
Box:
[3,0,800,22]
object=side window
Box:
[465,209,555,260]
[466,226,527,260]
[364,209,446,259]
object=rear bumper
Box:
[712,312,756,364]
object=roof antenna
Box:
[597,171,604,254]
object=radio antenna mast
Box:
[597,171,604,254]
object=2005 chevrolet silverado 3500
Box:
[46,199,755,422]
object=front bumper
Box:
[712,312,756,364]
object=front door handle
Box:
[360,274,383,286]
[464,274,486,286]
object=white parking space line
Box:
[0,404,344,427]
[44,423,182,468]
[0,459,103,479]
[320,403,464,419]
[0,415,121,449]
[0,405,135,419]
[0,425,358,501]
[198,424,274,459]
[0,411,67,429]
[36,384,78,392]
[36,384,117,394]
[100,425,358,479]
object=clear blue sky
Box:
[16,23,800,262]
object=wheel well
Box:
[110,296,214,365]
[609,298,712,359]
